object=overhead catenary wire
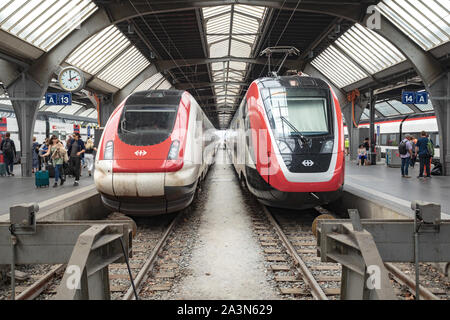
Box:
[128,0,203,104]
[257,0,302,79]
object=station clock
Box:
[58,66,85,92]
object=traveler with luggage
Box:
[32,136,40,173]
[415,131,434,179]
[40,135,68,187]
[84,138,97,177]
[398,135,412,178]
[67,133,86,186]
[0,132,16,176]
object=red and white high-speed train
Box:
[95,90,218,216]
[227,75,345,210]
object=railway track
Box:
[253,202,447,300]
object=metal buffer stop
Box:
[1,203,133,300]
[316,203,450,300]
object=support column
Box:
[369,90,376,165]
[6,74,45,177]
[341,100,367,161]
[99,95,115,128]
[427,73,450,175]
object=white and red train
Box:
[226,75,345,210]
[95,90,218,216]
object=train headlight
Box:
[320,140,334,153]
[277,139,293,166]
[168,140,180,160]
[104,140,114,160]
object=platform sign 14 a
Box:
[45,92,72,105]
[402,91,428,105]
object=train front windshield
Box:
[261,87,331,138]
[118,105,178,146]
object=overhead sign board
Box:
[45,92,72,106]
[402,91,428,105]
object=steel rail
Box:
[16,264,65,300]
[385,262,439,300]
[122,212,182,300]
[262,206,328,300]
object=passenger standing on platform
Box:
[357,144,367,166]
[84,138,97,177]
[39,138,49,170]
[40,135,67,187]
[32,136,40,173]
[363,137,370,165]
[67,133,85,186]
[416,131,432,179]
[399,135,412,178]
[0,132,16,176]
[410,136,417,168]
[344,138,349,156]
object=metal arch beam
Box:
[175,82,248,89]
[106,1,369,24]
[0,58,21,88]
[155,57,294,71]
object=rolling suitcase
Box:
[35,170,49,188]
[0,163,6,176]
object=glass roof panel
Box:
[377,0,450,50]
[202,4,266,120]
[97,46,150,89]
[387,100,414,114]
[335,23,406,74]
[59,104,84,115]
[156,79,172,90]
[415,100,434,112]
[311,45,368,88]
[0,0,97,51]
[67,25,131,75]
[133,73,164,93]
[78,108,95,117]
[376,101,400,116]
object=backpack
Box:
[427,139,435,157]
[2,139,13,155]
[398,140,407,155]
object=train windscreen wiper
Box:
[279,116,309,145]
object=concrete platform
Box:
[171,149,279,299]
[344,160,450,219]
[0,164,94,216]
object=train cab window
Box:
[118,105,178,146]
[261,87,331,138]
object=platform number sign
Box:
[415,92,428,104]
[401,91,415,104]
[45,92,72,106]
[402,91,428,105]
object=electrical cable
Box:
[119,236,139,300]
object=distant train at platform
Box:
[227,75,345,210]
[95,90,219,216]
[346,116,440,158]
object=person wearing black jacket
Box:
[66,133,86,186]
[0,132,16,176]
